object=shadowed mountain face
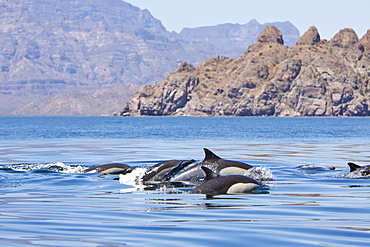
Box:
[121,26,370,117]
[0,0,300,115]
[179,19,299,61]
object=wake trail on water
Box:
[3,162,88,173]
[244,166,275,181]
[5,162,366,181]
[296,164,370,179]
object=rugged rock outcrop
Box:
[330,28,359,48]
[121,26,370,117]
[0,0,300,115]
[296,26,321,45]
[257,25,284,44]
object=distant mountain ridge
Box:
[179,19,299,61]
[0,0,300,115]
[121,26,370,117]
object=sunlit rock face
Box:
[122,26,370,117]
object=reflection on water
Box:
[1,117,370,246]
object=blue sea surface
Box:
[1,116,370,246]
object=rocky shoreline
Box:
[121,26,370,117]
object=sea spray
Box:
[244,166,274,181]
[7,162,88,173]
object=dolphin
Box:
[142,159,195,182]
[190,166,262,196]
[347,162,370,176]
[296,164,336,175]
[171,148,253,184]
[84,163,133,175]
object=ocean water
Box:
[1,116,370,246]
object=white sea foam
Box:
[244,166,274,181]
[61,164,88,173]
[296,164,357,179]
[119,167,148,186]
[343,168,370,179]
[9,162,88,173]
[118,167,149,193]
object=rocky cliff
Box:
[121,26,370,117]
[0,0,299,115]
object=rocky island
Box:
[121,26,370,116]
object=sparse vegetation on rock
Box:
[121,26,370,117]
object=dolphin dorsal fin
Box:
[203,148,222,161]
[348,162,361,172]
[201,166,220,180]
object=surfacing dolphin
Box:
[84,163,133,175]
[142,159,195,182]
[190,166,262,196]
[171,148,253,184]
[347,162,370,176]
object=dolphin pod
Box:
[84,149,368,196]
[84,159,195,182]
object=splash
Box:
[244,166,274,181]
[118,166,190,194]
[7,162,88,173]
[343,170,370,179]
[296,164,355,179]
[119,167,147,186]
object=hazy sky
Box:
[127,0,370,40]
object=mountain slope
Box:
[179,19,299,62]
[0,0,300,115]
[121,26,370,117]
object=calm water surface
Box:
[1,117,370,246]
